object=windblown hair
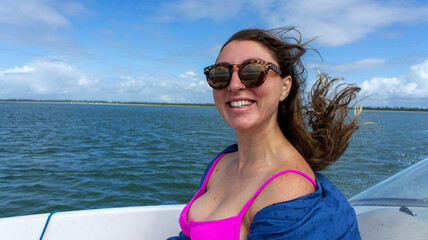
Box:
[222,27,361,171]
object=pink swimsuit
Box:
[179,153,318,240]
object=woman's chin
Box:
[226,119,258,132]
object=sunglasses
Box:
[204,60,282,89]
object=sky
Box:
[0,0,428,107]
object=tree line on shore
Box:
[1,99,427,111]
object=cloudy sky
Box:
[0,0,427,107]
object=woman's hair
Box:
[222,27,361,171]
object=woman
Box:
[169,27,361,239]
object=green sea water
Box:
[0,102,427,218]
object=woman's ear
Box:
[279,76,292,101]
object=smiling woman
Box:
[168,27,362,240]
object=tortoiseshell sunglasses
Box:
[204,60,282,89]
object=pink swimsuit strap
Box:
[196,153,318,219]
[179,153,318,239]
[238,169,317,218]
[199,153,227,191]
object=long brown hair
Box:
[222,27,361,171]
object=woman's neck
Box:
[234,122,292,171]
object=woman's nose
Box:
[227,67,245,91]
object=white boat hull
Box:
[0,204,185,240]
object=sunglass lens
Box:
[208,66,230,89]
[241,63,266,87]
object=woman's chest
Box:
[187,177,261,222]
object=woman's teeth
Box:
[230,100,252,108]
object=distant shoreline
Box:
[0,99,215,108]
[1,99,427,112]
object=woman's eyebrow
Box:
[214,60,230,65]
[215,57,264,65]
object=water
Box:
[0,102,427,218]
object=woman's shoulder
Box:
[248,151,317,212]
[249,172,360,239]
[249,168,317,217]
[254,172,354,216]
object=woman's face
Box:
[213,40,291,132]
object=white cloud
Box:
[158,94,172,102]
[0,60,99,97]
[119,76,147,93]
[116,71,212,103]
[0,0,90,27]
[262,0,428,46]
[180,70,210,93]
[0,0,68,27]
[407,60,428,90]
[0,0,90,52]
[158,0,428,47]
[361,77,401,98]
[0,65,35,74]
[311,58,386,73]
[185,80,210,93]
[179,71,196,78]
[360,60,428,106]
[0,61,213,103]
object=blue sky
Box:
[0,0,428,107]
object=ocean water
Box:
[0,102,427,218]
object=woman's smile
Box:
[229,100,254,108]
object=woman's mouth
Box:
[228,100,254,108]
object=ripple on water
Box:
[0,103,426,217]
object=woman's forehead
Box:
[216,40,277,65]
